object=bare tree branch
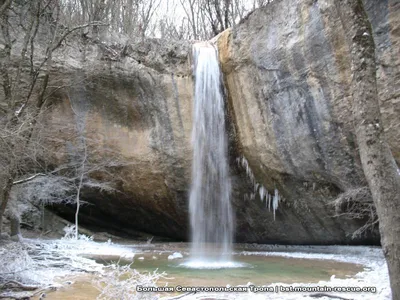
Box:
[12,173,46,185]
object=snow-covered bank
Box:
[0,234,138,299]
[0,238,390,300]
[182,245,390,300]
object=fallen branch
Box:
[0,280,39,291]
[20,222,33,229]
[0,285,57,300]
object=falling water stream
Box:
[25,43,369,300]
[183,42,237,268]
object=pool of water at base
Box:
[36,244,365,300]
[94,251,363,287]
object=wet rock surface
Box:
[15,0,398,244]
[216,0,399,244]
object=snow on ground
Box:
[0,233,141,299]
[24,239,134,284]
[180,245,390,300]
[47,236,136,259]
[1,234,390,300]
[2,235,137,287]
[168,252,184,260]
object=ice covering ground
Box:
[8,237,136,284]
[1,236,390,300]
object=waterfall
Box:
[188,43,233,266]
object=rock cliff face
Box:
[216,0,399,244]
[42,39,194,239]
[36,0,398,244]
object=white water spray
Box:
[185,43,234,268]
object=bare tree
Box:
[69,92,89,240]
[177,0,263,40]
[56,0,270,41]
[179,0,200,39]
[58,0,163,39]
[335,0,400,298]
[138,0,161,39]
[0,0,107,236]
[7,117,123,239]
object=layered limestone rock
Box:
[217,0,399,243]
[14,0,397,244]
[39,39,194,239]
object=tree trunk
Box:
[10,215,20,237]
[0,173,15,234]
[74,174,82,240]
[335,1,400,299]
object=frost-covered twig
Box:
[94,262,168,300]
[12,173,46,185]
[0,242,34,279]
[330,187,378,238]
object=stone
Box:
[4,0,398,245]
[216,0,399,244]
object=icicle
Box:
[267,194,270,211]
[272,188,279,221]
[236,157,241,165]
[241,156,247,171]
[259,186,266,202]
[238,156,283,220]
